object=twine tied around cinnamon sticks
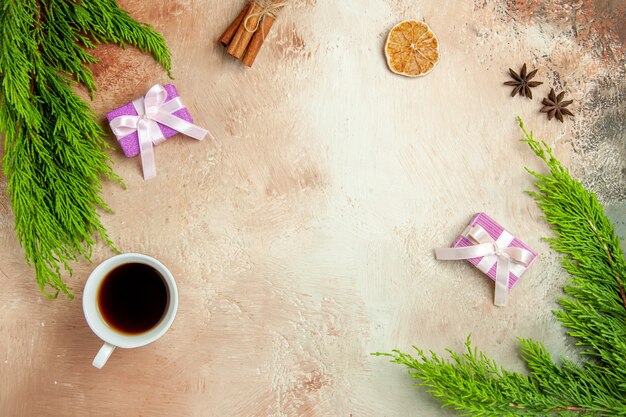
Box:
[219,1,288,67]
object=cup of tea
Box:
[82,253,178,369]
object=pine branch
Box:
[0,0,171,297]
[374,118,626,416]
[518,117,626,391]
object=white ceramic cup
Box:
[82,253,178,369]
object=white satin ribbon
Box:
[435,225,533,307]
[109,84,210,179]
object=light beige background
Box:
[1,1,624,416]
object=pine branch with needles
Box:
[0,0,171,297]
[374,117,626,416]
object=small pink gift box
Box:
[106,84,193,158]
[106,84,210,179]
[436,212,538,306]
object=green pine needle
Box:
[374,117,626,416]
[0,0,171,297]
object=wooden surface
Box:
[1,1,624,416]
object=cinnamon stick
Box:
[226,3,263,59]
[219,3,251,46]
[242,13,275,67]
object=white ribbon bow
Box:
[109,84,210,179]
[435,225,533,307]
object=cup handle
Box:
[92,342,116,369]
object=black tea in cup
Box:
[97,263,169,334]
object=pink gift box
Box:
[106,84,193,158]
[451,212,538,288]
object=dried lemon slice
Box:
[385,20,439,77]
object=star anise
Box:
[504,63,543,99]
[540,88,574,123]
